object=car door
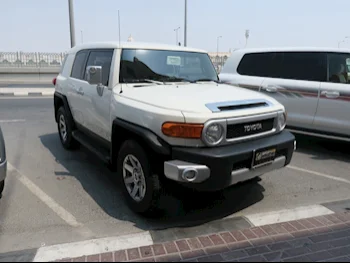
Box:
[67,50,89,127]
[82,49,114,142]
[313,52,350,137]
[260,52,325,129]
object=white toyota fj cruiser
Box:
[53,42,296,214]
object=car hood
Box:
[120,83,281,114]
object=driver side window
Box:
[327,53,350,84]
[84,50,114,86]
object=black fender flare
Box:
[111,118,171,163]
[54,92,75,129]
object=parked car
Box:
[219,47,350,141]
[0,125,6,197]
[53,42,295,214]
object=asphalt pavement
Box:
[0,97,350,254]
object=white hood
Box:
[121,83,281,113]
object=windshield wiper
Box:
[123,79,164,85]
[143,79,164,85]
[158,77,194,83]
[193,78,219,83]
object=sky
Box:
[1,0,350,53]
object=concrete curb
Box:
[2,201,347,262]
[0,88,54,97]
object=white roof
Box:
[68,41,207,54]
[232,46,350,54]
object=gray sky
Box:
[1,0,349,53]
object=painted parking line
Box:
[7,163,83,228]
[33,232,154,262]
[287,165,350,184]
[245,204,334,227]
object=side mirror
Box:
[86,66,102,85]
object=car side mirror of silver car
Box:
[86,66,102,85]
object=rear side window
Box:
[237,52,327,82]
[280,52,326,82]
[84,50,113,86]
[70,51,88,80]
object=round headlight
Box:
[278,112,287,131]
[203,123,224,145]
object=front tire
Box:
[0,180,4,198]
[57,107,79,150]
[117,140,161,215]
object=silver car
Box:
[219,47,350,142]
[0,126,6,197]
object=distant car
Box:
[219,47,350,142]
[0,126,6,197]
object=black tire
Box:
[117,140,162,215]
[57,106,79,150]
[0,180,4,198]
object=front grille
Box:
[226,118,275,139]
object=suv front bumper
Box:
[0,160,7,182]
[164,130,295,191]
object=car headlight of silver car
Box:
[277,111,287,131]
[202,122,225,146]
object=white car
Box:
[53,42,295,214]
[219,47,350,141]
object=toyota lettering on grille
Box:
[244,123,263,133]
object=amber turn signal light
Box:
[162,122,204,139]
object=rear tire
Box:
[0,180,4,198]
[117,140,162,215]
[57,106,79,150]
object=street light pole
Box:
[68,0,76,48]
[338,36,350,48]
[217,36,222,56]
[245,29,250,48]
[184,0,187,47]
[174,27,180,45]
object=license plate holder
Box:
[251,146,277,169]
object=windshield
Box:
[119,49,219,84]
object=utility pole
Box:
[184,0,187,46]
[68,0,76,48]
[118,10,121,46]
[174,27,180,45]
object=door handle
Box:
[321,91,339,98]
[262,85,278,93]
[96,83,105,96]
[76,87,84,95]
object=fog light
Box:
[294,140,297,151]
[182,168,198,182]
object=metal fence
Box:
[0,51,229,72]
[0,52,66,68]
